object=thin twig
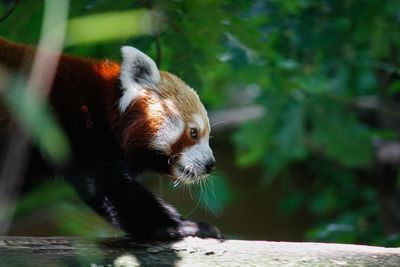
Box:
[155,35,162,67]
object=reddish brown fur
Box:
[0,38,205,177]
[0,38,183,177]
[170,128,196,157]
[0,39,123,161]
[120,93,162,150]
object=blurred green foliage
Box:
[13,180,118,236]
[1,0,400,246]
[4,77,71,164]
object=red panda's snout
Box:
[118,46,215,183]
[167,114,216,183]
[172,139,216,183]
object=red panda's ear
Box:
[119,46,160,112]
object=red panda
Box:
[0,38,221,240]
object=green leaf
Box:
[13,181,76,218]
[310,187,338,214]
[234,96,284,167]
[311,103,373,167]
[275,94,307,160]
[388,81,400,95]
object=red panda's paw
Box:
[178,220,224,239]
[150,220,224,241]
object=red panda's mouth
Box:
[176,164,200,181]
[178,166,195,179]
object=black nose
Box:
[205,159,215,174]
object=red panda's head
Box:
[117,46,215,183]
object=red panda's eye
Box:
[190,128,198,139]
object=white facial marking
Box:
[119,46,160,112]
[151,116,184,153]
[148,101,163,114]
[192,114,205,131]
[164,99,179,116]
[149,98,184,153]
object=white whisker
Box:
[211,121,229,129]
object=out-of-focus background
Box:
[1,0,400,247]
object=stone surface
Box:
[0,236,399,266]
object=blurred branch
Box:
[301,89,400,119]
[208,105,265,131]
[155,35,161,67]
[65,9,160,46]
[374,140,400,166]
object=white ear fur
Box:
[119,46,160,112]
